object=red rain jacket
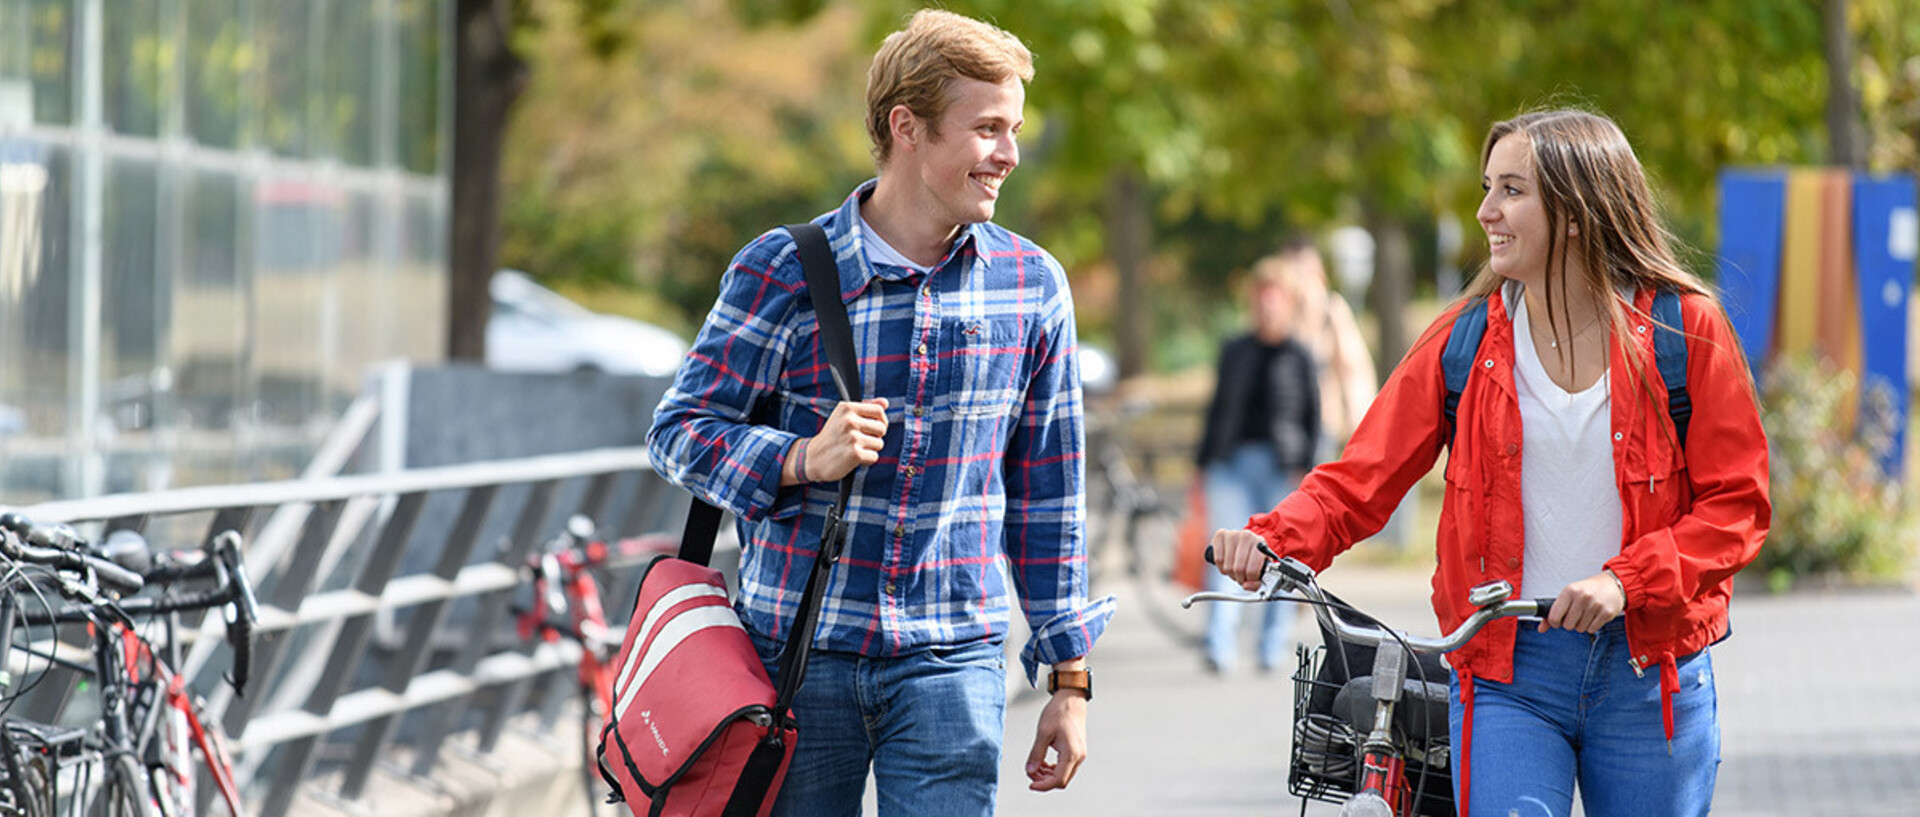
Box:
[1246,286,1770,684]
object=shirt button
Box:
[1507,557,1521,569]
[903,466,917,477]
[1636,325,1648,334]
[911,406,925,417]
[1483,359,1494,368]
[1613,432,1624,441]
[893,524,907,538]
[885,582,898,595]
[1505,443,1519,456]
[917,343,928,355]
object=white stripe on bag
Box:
[612,582,730,696]
[611,605,746,721]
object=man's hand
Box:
[1209,528,1271,591]
[1541,570,1626,634]
[1024,687,1088,791]
[787,398,889,485]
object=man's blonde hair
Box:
[866,10,1034,168]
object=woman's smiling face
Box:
[1476,132,1557,288]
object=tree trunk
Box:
[1365,212,1413,376]
[447,0,529,361]
[1823,0,1866,167]
[1107,169,1151,380]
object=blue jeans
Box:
[1204,443,1297,671]
[1447,619,1719,817]
[748,631,1006,817]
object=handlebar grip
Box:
[1203,545,1215,565]
[216,534,257,695]
[1531,597,1558,616]
[89,558,146,596]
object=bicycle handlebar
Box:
[0,514,255,694]
[0,528,146,596]
[1188,545,1557,655]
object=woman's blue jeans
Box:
[1447,619,1719,816]
[1204,443,1297,671]
[748,631,1006,817]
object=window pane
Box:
[253,176,336,428]
[104,0,168,137]
[173,168,247,443]
[323,0,377,165]
[0,140,71,499]
[257,0,312,157]
[394,0,441,175]
[100,159,170,492]
[0,0,75,125]
[183,0,244,148]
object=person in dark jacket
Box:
[1195,254,1320,674]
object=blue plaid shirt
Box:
[648,181,1114,683]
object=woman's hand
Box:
[1209,528,1272,591]
[1542,570,1626,633]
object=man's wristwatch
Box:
[1047,668,1093,701]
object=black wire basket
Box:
[1288,641,1458,817]
[1288,642,1361,805]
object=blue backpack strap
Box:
[1441,298,1492,449]
[1650,290,1691,449]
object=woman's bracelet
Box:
[1604,569,1626,603]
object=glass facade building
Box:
[0,0,449,502]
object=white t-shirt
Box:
[1508,286,1623,599]
[860,214,933,274]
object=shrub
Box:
[1753,355,1918,591]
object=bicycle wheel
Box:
[95,753,161,817]
[4,752,55,817]
[579,683,615,816]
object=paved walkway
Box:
[994,559,1920,816]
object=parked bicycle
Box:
[1184,547,1555,817]
[0,513,256,817]
[512,515,675,816]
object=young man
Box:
[647,10,1113,815]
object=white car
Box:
[486,269,690,379]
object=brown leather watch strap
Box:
[1047,668,1093,700]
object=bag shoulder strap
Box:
[1650,289,1691,449]
[1439,290,1692,452]
[1440,297,1491,451]
[675,223,859,567]
[772,222,860,720]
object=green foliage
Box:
[1755,355,1918,590]
[497,0,1920,365]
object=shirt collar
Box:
[825,179,984,298]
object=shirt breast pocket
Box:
[944,317,1026,419]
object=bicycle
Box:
[513,515,675,816]
[1084,398,1198,645]
[0,513,257,817]
[1183,547,1555,817]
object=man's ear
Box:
[889,105,921,152]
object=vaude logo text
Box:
[640,710,670,757]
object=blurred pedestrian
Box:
[648,10,1113,813]
[1193,256,1320,674]
[1273,235,1378,460]
[1211,108,1770,816]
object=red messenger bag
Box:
[598,222,857,816]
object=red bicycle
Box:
[514,515,675,816]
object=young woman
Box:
[1210,109,1770,816]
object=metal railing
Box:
[16,443,687,815]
